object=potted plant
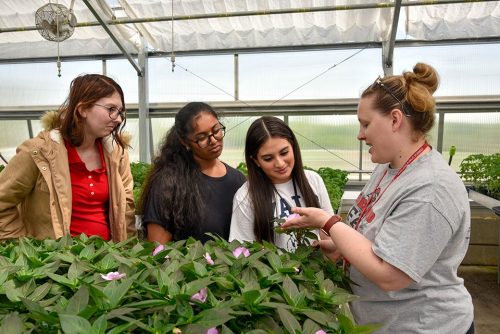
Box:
[459,153,500,216]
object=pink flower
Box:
[101,272,126,281]
[204,252,214,265]
[286,213,300,221]
[294,266,300,273]
[232,246,250,258]
[315,330,327,334]
[191,287,208,303]
[152,244,165,256]
[206,328,218,334]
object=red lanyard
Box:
[354,142,429,231]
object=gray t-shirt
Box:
[346,149,473,333]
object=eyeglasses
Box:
[93,103,125,120]
[373,76,411,117]
[190,124,226,148]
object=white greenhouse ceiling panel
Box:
[0,0,499,62]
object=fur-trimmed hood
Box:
[40,110,132,151]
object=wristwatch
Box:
[321,215,342,236]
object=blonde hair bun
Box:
[403,62,439,114]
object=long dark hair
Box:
[139,102,219,239]
[245,116,320,243]
[55,74,127,149]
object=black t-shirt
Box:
[142,163,246,242]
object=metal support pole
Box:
[234,54,239,101]
[27,119,34,139]
[82,0,142,75]
[437,111,445,154]
[382,0,402,76]
[138,37,151,163]
[149,117,154,159]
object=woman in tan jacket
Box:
[0,74,135,241]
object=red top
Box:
[65,140,110,240]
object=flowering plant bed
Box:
[0,235,376,333]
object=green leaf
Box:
[65,285,89,315]
[18,238,39,261]
[267,252,282,271]
[193,261,208,276]
[301,309,333,326]
[243,290,260,305]
[183,278,211,296]
[212,276,234,290]
[0,312,24,334]
[103,278,134,308]
[20,297,58,324]
[277,307,301,334]
[91,314,107,334]
[282,276,299,301]
[0,267,10,286]
[68,260,84,280]
[55,252,76,264]
[87,284,109,310]
[39,293,63,308]
[4,280,23,302]
[47,272,77,288]
[59,234,74,248]
[190,307,234,328]
[126,299,171,309]
[112,253,135,267]
[106,322,136,334]
[252,315,285,334]
[214,247,234,266]
[302,319,321,334]
[176,298,194,321]
[59,314,92,334]
[106,307,137,320]
[28,282,52,301]
[252,259,273,277]
[97,253,118,272]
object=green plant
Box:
[459,153,500,200]
[314,168,349,213]
[0,165,4,173]
[273,216,319,249]
[0,236,377,333]
[236,162,248,176]
[130,162,151,205]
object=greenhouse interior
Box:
[0,0,499,333]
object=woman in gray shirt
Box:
[282,63,474,334]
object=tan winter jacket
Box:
[0,112,136,241]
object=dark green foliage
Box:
[459,153,500,200]
[314,167,349,212]
[236,162,248,176]
[0,165,4,173]
[130,162,151,205]
[0,236,376,333]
